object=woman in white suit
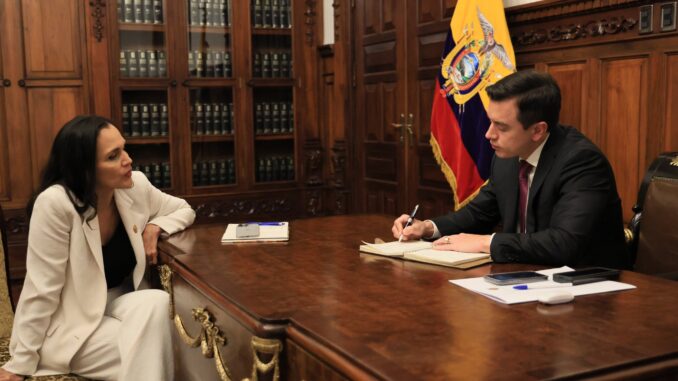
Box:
[0,115,195,380]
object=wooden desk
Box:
[157,215,678,380]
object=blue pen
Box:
[513,277,606,290]
[248,222,285,226]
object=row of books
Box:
[253,51,292,78]
[120,50,168,78]
[134,162,171,189]
[118,0,163,24]
[252,0,292,29]
[188,50,232,78]
[189,0,232,27]
[192,102,235,136]
[122,103,169,138]
[192,159,236,186]
[254,102,294,135]
[256,156,294,182]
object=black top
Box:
[102,220,137,289]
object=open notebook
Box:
[221,222,289,243]
[359,240,491,269]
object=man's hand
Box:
[0,368,24,381]
[391,215,434,241]
[432,233,492,253]
[142,223,163,265]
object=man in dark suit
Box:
[393,70,631,269]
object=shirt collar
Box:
[523,133,550,168]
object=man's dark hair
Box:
[27,115,114,220]
[486,70,561,130]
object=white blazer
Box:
[4,171,195,376]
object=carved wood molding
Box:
[194,198,292,218]
[304,0,317,46]
[332,0,340,41]
[5,216,28,236]
[513,16,638,47]
[507,0,643,24]
[331,140,347,188]
[89,0,106,42]
[333,190,348,215]
[303,140,323,186]
[305,189,322,216]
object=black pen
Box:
[399,204,420,242]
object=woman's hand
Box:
[142,223,163,265]
[0,368,24,381]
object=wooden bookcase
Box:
[105,0,322,221]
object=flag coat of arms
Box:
[430,0,516,209]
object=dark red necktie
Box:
[519,160,533,234]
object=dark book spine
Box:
[255,103,263,134]
[122,104,131,136]
[280,0,288,27]
[288,101,294,132]
[143,0,154,23]
[280,102,288,133]
[153,0,163,23]
[271,0,280,28]
[130,104,141,136]
[195,103,204,135]
[204,103,213,135]
[271,52,280,78]
[226,103,232,135]
[262,102,271,133]
[281,52,290,77]
[160,104,168,136]
[147,50,158,77]
[253,0,262,28]
[142,164,152,182]
[263,0,272,27]
[205,51,215,77]
[257,158,265,181]
[140,104,151,136]
[218,160,227,184]
[223,51,231,77]
[198,0,206,26]
[262,52,271,78]
[192,163,200,186]
[227,158,235,183]
[286,0,292,28]
[206,0,215,27]
[195,52,204,78]
[209,161,218,185]
[190,0,199,25]
[271,103,280,133]
[265,158,272,182]
[253,52,262,77]
[200,161,209,185]
[124,0,134,23]
[287,156,294,180]
[229,102,235,133]
[119,51,128,77]
[212,103,222,134]
[134,0,144,23]
[127,51,138,77]
[271,156,280,181]
[188,51,196,77]
[138,51,148,77]
[162,162,171,188]
[150,103,160,136]
[157,50,167,77]
[152,163,162,187]
[214,51,223,77]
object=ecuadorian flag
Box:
[430,0,516,209]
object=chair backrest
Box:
[0,203,14,336]
[629,152,678,280]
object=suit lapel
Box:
[115,189,147,289]
[82,214,105,275]
[527,125,566,232]
[503,158,520,233]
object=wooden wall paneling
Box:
[86,0,112,117]
[27,87,86,188]
[0,32,9,201]
[0,0,33,209]
[546,62,588,135]
[600,57,648,222]
[665,53,678,151]
[21,0,83,79]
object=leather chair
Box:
[626,152,678,280]
[0,204,90,380]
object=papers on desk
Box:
[360,240,492,269]
[450,266,636,304]
[221,222,289,243]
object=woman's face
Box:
[96,125,134,191]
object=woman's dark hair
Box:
[27,115,114,219]
[486,70,561,130]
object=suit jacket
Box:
[432,125,631,269]
[4,171,195,376]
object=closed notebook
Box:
[359,241,491,269]
[221,222,289,243]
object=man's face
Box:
[485,98,542,159]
